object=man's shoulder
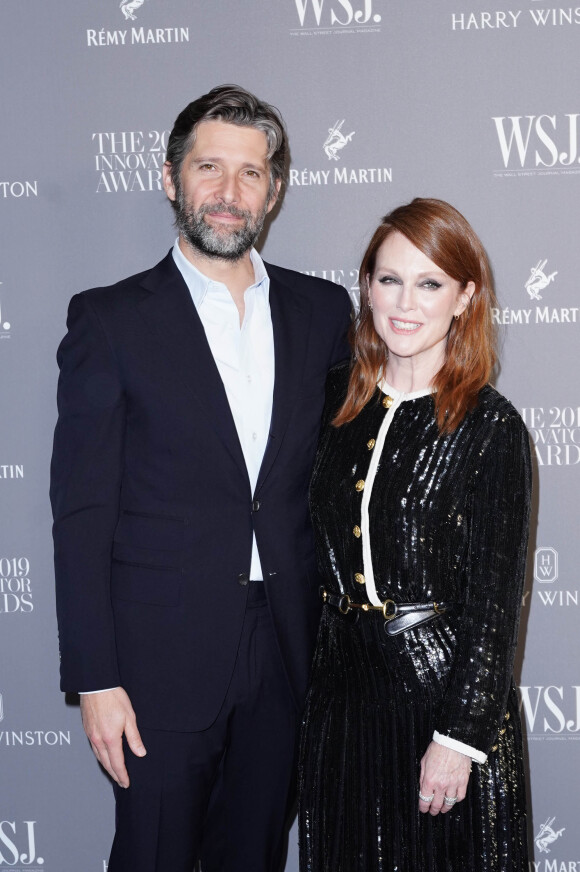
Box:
[265,261,349,302]
[77,250,176,309]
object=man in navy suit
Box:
[50,85,351,872]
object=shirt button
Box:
[383,395,393,408]
[238,573,249,586]
[252,432,257,441]
[247,375,252,383]
[367,439,376,450]
[252,500,261,512]
[355,479,365,492]
[354,573,365,585]
[353,525,361,538]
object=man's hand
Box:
[418,741,471,816]
[80,687,146,788]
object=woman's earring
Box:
[454,313,459,320]
[368,294,374,311]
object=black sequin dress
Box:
[299,363,531,872]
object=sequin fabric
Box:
[299,362,531,872]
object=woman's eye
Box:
[422,280,442,290]
[378,275,399,285]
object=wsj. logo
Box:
[120,0,146,20]
[0,558,33,614]
[535,817,565,855]
[492,114,580,173]
[293,0,381,28]
[534,548,558,584]
[0,287,11,340]
[0,821,43,866]
[525,259,557,302]
[324,121,355,161]
[519,686,580,735]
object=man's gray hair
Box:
[165,84,288,207]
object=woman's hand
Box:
[418,741,472,815]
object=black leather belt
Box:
[320,587,457,636]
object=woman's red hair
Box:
[333,198,497,434]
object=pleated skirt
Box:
[298,606,528,872]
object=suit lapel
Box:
[256,268,312,493]
[136,253,250,485]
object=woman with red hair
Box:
[299,198,531,871]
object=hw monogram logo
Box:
[534,548,558,584]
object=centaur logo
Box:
[535,817,566,855]
[324,121,355,160]
[292,0,381,30]
[492,114,580,176]
[87,0,188,46]
[120,0,146,21]
[525,260,557,301]
[290,122,392,187]
[531,818,580,871]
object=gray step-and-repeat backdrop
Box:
[1,1,578,870]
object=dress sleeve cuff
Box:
[432,731,487,764]
[79,687,120,695]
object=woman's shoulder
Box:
[467,385,529,446]
[477,384,524,424]
[319,361,351,429]
[325,360,351,401]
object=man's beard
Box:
[175,195,268,262]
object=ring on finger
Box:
[419,791,435,803]
[444,795,458,806]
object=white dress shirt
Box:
[172,240,275,581]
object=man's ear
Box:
[162,162,176,203]
[266,178,282,214]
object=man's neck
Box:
[178,235,256,322]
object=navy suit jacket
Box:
[50,251,351,731]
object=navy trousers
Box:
[108,583,298,872]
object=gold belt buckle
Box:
[382,599,397,621]
[338,594,351,614]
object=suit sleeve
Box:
[50,293,126,692]
[435,412,532,756]
[329,287,352,368]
